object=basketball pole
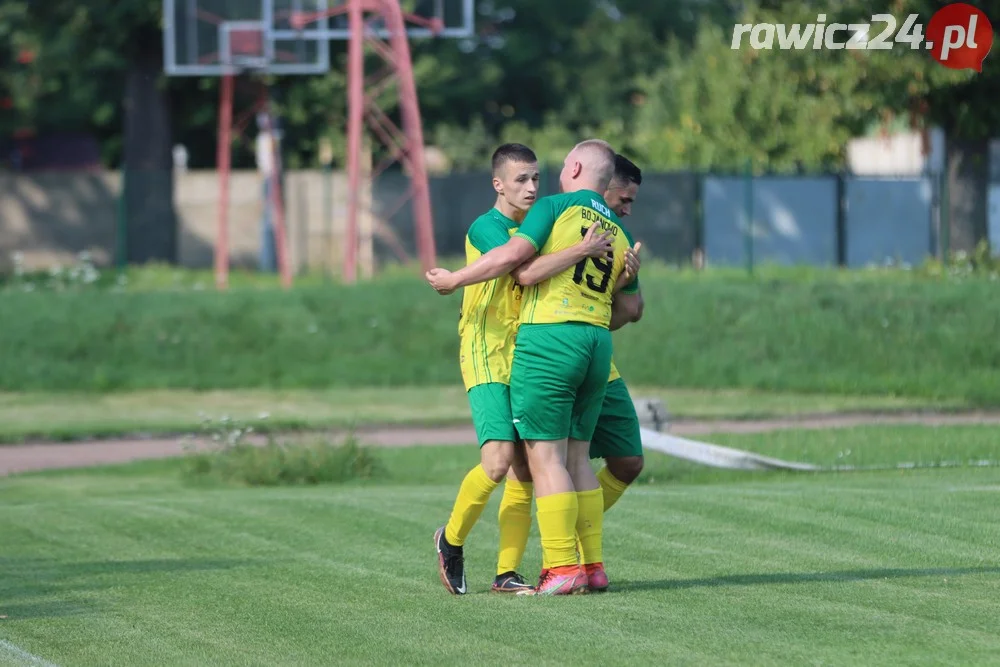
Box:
[290,0,441,284]
[344,0,365,283]
[215,73,234,290]
[381,0,437,274]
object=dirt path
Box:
[4,411,1000,476]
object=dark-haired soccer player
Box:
[589,154,645,515]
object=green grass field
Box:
[4,264,1000,404]
[3,425,999,666]
[0,386,965,442]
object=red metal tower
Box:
[292,0,440,284]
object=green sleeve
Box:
[467,215,513,254]
[620,222,640,294]
[514,195,561,251]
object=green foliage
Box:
[3,0,1000,170]
[2,251,106,292]
[183,415,381,486]
[634,20,859,171]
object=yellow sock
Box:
[444,464,499,546]
[597,466,630,512]
[575,488,604,565]
[535,492,579,568]
[496,479,533,575]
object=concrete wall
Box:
[173,169,354,273]
[0,172,118,271]
[0,169,356,273]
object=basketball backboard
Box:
[271,0,475,40]
[164,0,331,76]
[164,0,475,77]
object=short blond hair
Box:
[571,139,616,190]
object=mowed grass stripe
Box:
[599,496,1000,660]
[683,489,997,562]
[4,488,718,665]
[2,444,1000,665]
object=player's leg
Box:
[493,442,535,593]
[567,326,614,591]
[435,383,517,595]
[590,378,644,512]
[510,324,588,595]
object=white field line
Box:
[0,639,58,667]
[640,428,1000,472]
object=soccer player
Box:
[508,154,644,591]
[589,155,645,511]
[427,139,639,595]
[433,143,614,596]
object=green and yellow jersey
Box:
[513,190,638,329]
[457,209,524,390]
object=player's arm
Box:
[427,198,559,294]
[427,215,533,294]
[610,288,644,331]
[609,242,643,331]
[426,237,536,294]
[511,223,612,286]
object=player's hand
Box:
[580,223,614,258]
[426,268,457,295]
[622,242,642,281]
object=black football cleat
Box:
[434,526,467,594]
[491,571,535,594]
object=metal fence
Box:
[377,170,943,269]
[0,168,949,274]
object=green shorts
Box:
[589,378,643,460]
[509,322,613,442]
[468,383,517,447]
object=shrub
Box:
[183,415,382,486]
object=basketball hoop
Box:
[162,0,475,288]
[220,24,270,72]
